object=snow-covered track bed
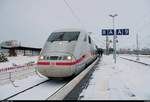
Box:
[120,57,150,66]
[7,79,68,100]
[3,79,49,100]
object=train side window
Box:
[84,35,87,42]
[88,36,91,44]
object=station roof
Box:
[1,46,41,51]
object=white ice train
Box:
[37,28,98,78]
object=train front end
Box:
[37,30,80,78]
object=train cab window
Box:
[88,36,91,44]
[48,32,80,42]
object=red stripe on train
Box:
[37,55,86,66]
[37,62,50,65]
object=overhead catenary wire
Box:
[134,13,149,29]
[134,13,150,33]
[130,13,150,49]
[136,14,150,49]
[137,21,150,32]
[63,0,85,28]
[63,0,106,48]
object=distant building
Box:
[1,46,41,56]
[0,40,41,56]
[119,48,131,54]
[1,40,19,47]
[0,40,19,56]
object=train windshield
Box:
[47,32,80,42]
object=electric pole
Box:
[136,33,140,60]
[106,35,109,55]
[109,14,118,63]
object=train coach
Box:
[37,28,98,78]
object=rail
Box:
[120,57,150,66]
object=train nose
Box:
[37,54,76,78]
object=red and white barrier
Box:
[0,64,36,73]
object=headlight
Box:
[39,56,44,60]
[62,56,72,60]
[67,56,72,60]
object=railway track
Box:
[1,77,70,100]
[1,58,99,100]
[8,79,68,100]
[120,57,150,66]
[3,79,49,100]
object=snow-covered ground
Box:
[120,54,150,65]
[79,55,150,100]
[0,75,48,100]
[0,55,38,70]
[0,55,69,100]
[0,55,39,85]
[1,54,150,100]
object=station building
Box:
[0,40,41,56]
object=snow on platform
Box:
[79,55,150,100]
[120,54,150,65]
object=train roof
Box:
[52,28,88,33]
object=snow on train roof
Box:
[52,28,88,33]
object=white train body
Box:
[37,28,98,78]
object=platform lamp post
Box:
[106,35,109,55]
[109,14,118,64]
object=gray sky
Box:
[0,0,150,49]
